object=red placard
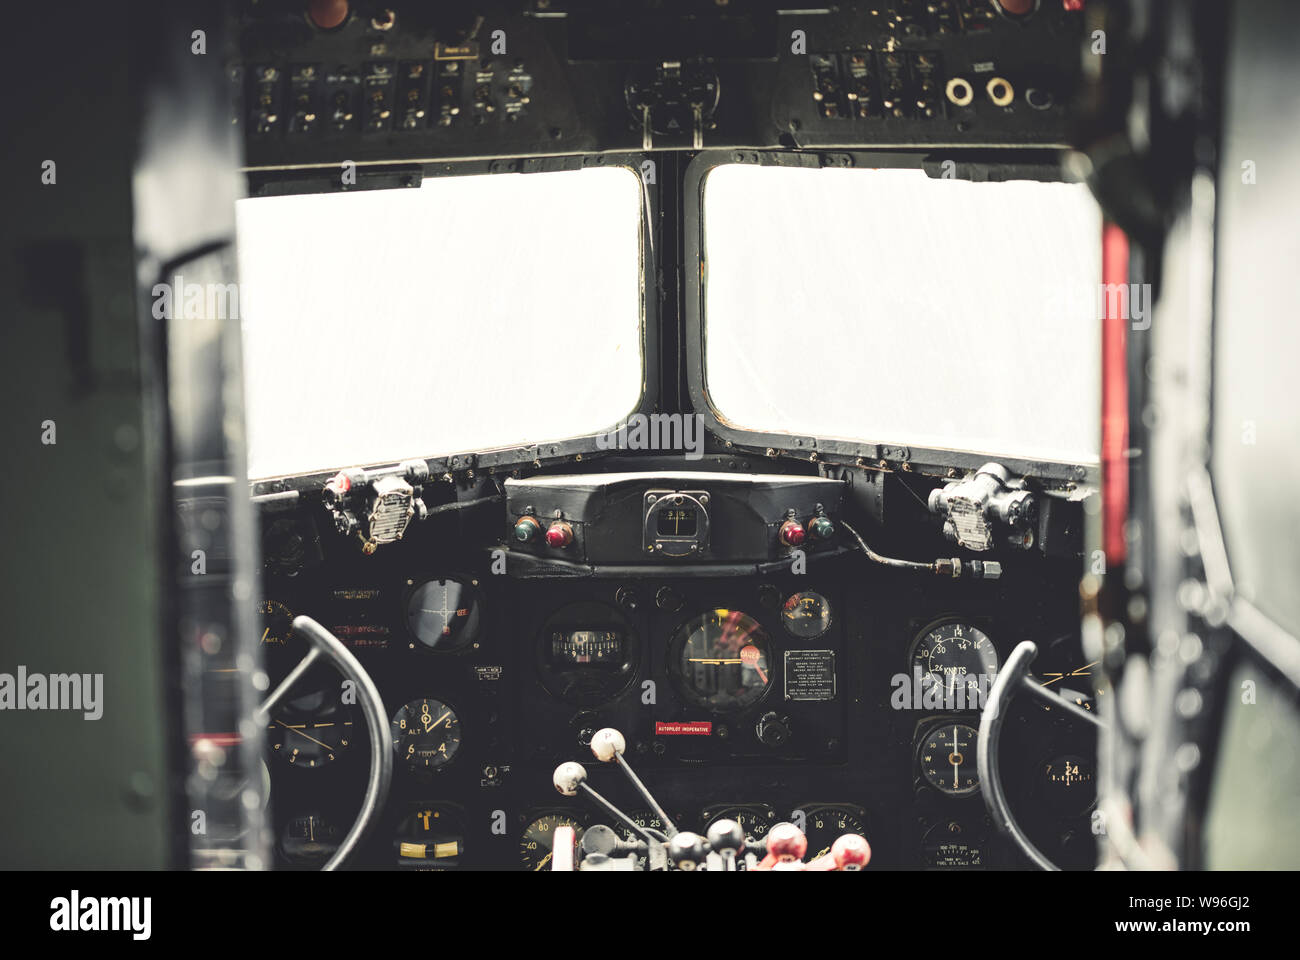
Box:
[654,721,713,736]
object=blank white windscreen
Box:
[236,166,644,479]
[702,164,1102,465]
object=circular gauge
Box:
[278,811,342,866]
[519,813,585,871]
[395,805,464,869]
[781,591,832,639]
[922,822,984,868]
[802,806,867,862]
[619,809,671,868]
[619,809,670,842]
[1041,754,1096,816]
[258,599,294,646]
[405,578,481,652]
[266,688,354,768]
[910,621,999,702]
[538,602,640,706]
[704,806,777,842]
[918,722,981,796]
[670,609,773,712]
[391,698,462,771]
[1035,634,1100,713]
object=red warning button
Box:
[655,721,713,736]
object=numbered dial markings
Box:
[258,599,294,646]
[391,698,462,771]
[267,691,354,768]
[802,807,866,862]
[911,622,999,699]
[704,806,776,842]
[519,814,585,872]
[918,723,981,796]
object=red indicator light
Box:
[545,521,574,548]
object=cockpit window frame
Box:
[682,148,1100,487]
[239,153,661,498]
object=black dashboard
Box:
[250,464,1096,870]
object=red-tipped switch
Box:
[545,520,574,548]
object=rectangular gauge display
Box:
[656,506,698,537]
[551,630,623,665]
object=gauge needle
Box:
[424,711,451,733]
[952,726,960,789]
[1040,661,1099,687]
[273,719,334,752]
[261,627,270,643]
[534,851,552,872]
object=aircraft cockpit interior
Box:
[2,0,1298,940]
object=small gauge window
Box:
[278,811,342,866]
[406,578,481,652]
[780,591,832,639]
[922,822,984,868]
[657,506,698,537]
[391,698,462,771]
[1041,754,1096,816]
[551,630,624,666]
[918,722,981,796]
[670,610,773,712]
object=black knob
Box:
[756,712,792,748]
[706,818,745,855]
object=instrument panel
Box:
[255,472,1094,870]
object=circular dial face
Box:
[267,689,354,768]
[781,591,832,639]
[672,610,773,712]
[395,806,464,869]
[406,579,481,652]
[619,809,669,842]
[258,599,294,646]
[278,811,342,865]
[922,823,984,868]
[619,810,670,868]
[705,806,776,842]
[1036,635,1101,712]
[1041,754,1096,816]
[918,723,981,796]
[519,814,585,872]
[911,621,999,701]
[803,807,867,862]
[391,698,462,771]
